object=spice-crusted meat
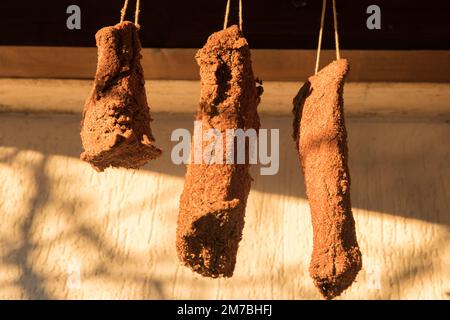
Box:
[176,25,263,278]
[292,59,362,299]
[80,21,161,171]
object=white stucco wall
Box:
[0,113,449,299]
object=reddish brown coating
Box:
[176,25,262,278]
[292,59,362,299]
[80,21,161,171]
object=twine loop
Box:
[120,0,141,26]
[223,0,244,31]
[315,0,341,74]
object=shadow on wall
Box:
[1,113,449,226]
[0,152,170,299]
[2,156,51,299]
[0,112,449,299]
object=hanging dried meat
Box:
[292,59,362,299]
[176,25,263,278]
[80,21,161,171]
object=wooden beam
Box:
[1,79,449,119]
[1,47,450,82]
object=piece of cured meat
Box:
[176,25,263,278]
[81,21,161,171]
[292,59,362,299]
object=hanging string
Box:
[135,0,141,25]
[223,0,244,31]
[314,0,341,74]
[332,0,340,60]
[120,0,129,23]
[239,0,243,31]
[223,0,231,29]
[119,0,141,25]
[314,0,327,75]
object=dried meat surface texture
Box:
[177,25,263,278]
[81,21,161,171]
[292,59,362,299]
